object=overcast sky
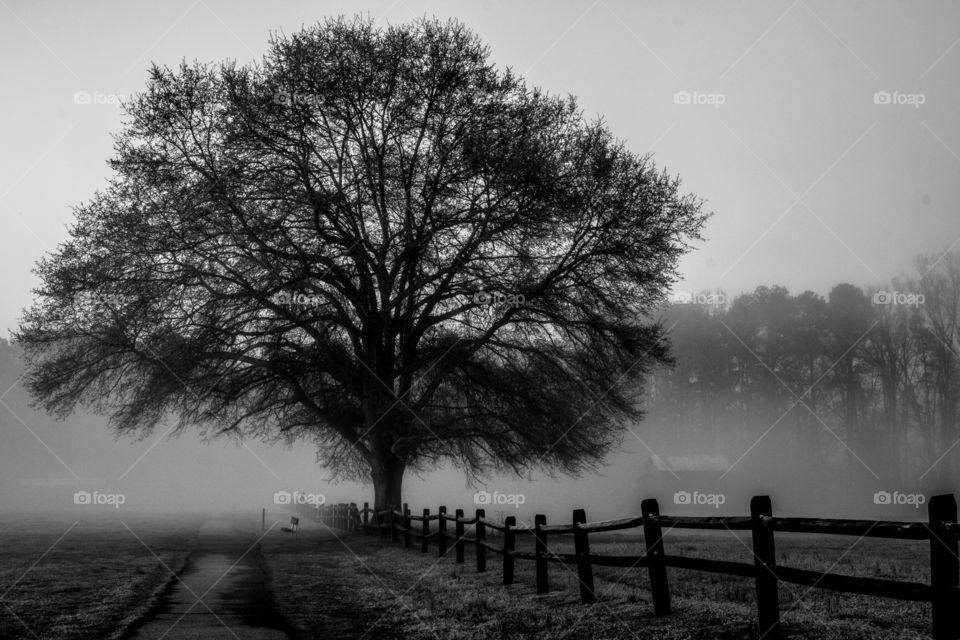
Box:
[2,0,959,518]
[3,0,959,338]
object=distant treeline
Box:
[648,249,960,490]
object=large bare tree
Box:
[17,16,707,508]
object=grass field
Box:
[0,512,935,639]
[0,514,202,640]
[260,519,933,640]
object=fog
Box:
[1,337,947,525]
[3,0,960,528]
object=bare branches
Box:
[16,16,706,493]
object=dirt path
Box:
[124,518,293,640]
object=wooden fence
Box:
[312,495,960,640]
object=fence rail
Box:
[308,495,959,640]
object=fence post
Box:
[363,502,369,535]
[390,504,398,543]
[403,503,411,548]
[573,509,596,604]
[535,514,549,594]
[503,515,516,585]
[751,495,781,640]
[421,508,430,553]
[438,506,448,557]
[929,494,959,640]
[641,498,670,615]
[476,508,486,573]
[455,508,465,564]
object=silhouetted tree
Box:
[16,16,707,508]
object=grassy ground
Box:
[260,519,932,640]
[0,514,201,640]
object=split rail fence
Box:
[312,495,960,640]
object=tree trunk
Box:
[371,453,405,510]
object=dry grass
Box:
[0,514,201,640]
[260,520,932,640]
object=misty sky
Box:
[2,0,958,519]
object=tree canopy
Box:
[17,16,708,507]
